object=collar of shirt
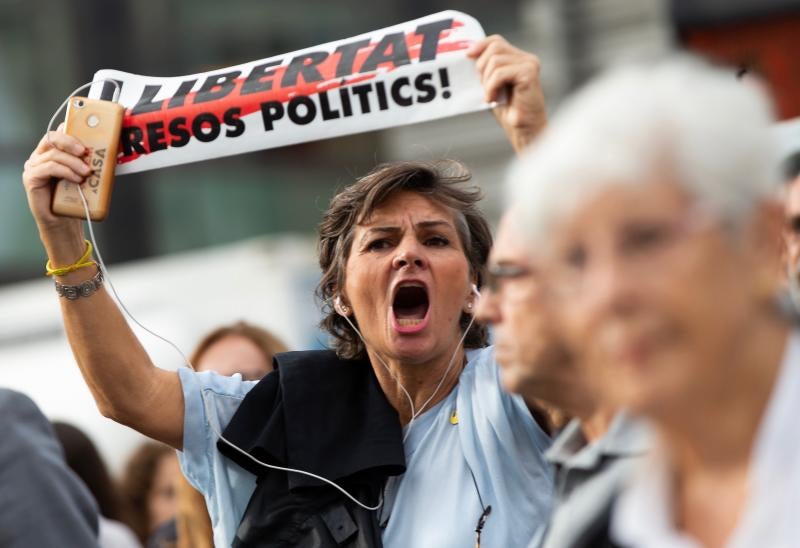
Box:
[610,330,800,548]
[546,412,651,472]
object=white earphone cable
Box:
[48,81,476,513]
[76,184,383,511]
[45,80,382,511]
[337,292,476,443]
[46,79,120,145]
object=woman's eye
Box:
[425,236,449,247]
[367,239,391,251]
[622,224,670,253]
[564,245,587,271]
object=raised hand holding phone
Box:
[51,96,123,221]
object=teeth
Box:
[397,319,423,326]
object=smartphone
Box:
[51,96,124,221]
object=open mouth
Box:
[392,284,430,330]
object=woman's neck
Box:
[663,322,787,471]
[658,320,789,547]
[368,345,467,426]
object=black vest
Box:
[217,350,406,547]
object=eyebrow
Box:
[416,220,453,230]
[358,219,455,245]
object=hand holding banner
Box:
[89,11,489,175]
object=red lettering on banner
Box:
[119,19,470,163]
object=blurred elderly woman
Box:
[22,37,554,547]
[508,57,797,547]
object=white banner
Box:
[89,11,488,175]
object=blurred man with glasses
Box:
[474,212,649,548]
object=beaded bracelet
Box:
[54,269,104,300]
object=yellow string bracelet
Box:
[45,240,96,277]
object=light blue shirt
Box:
[178,346,554,547]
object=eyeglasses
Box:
[483,263,533,295]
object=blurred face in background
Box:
[782,176,800,282]
[475,212,571,395]
[148,452,180,534]
[540,179,780,420]
[196,334,273,380]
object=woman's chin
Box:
[387,336,439,364]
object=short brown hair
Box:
[317,160,492,359]
[189,321,288,379]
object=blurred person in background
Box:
[21,36,556,547]
[474,212,650,548]
[511,56,795,547]
[187,320,288,381]
[53,421,141,548]
[781,151,800,305]
[0,389,100,547]
[121,442,180,546]
[152,321,287,548]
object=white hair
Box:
[507,55,781,246]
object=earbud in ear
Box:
[464,284,480,315]
[334,295,350,316]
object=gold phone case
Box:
[51,97,124,221]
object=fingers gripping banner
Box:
[89,11,489,175]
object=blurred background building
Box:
[1,0,798,470]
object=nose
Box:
[473,288,500,325]
[392,239,427,270]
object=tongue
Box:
[394,303,427,320]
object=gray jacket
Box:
[534,412,651,548]
[0,389,100,548]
